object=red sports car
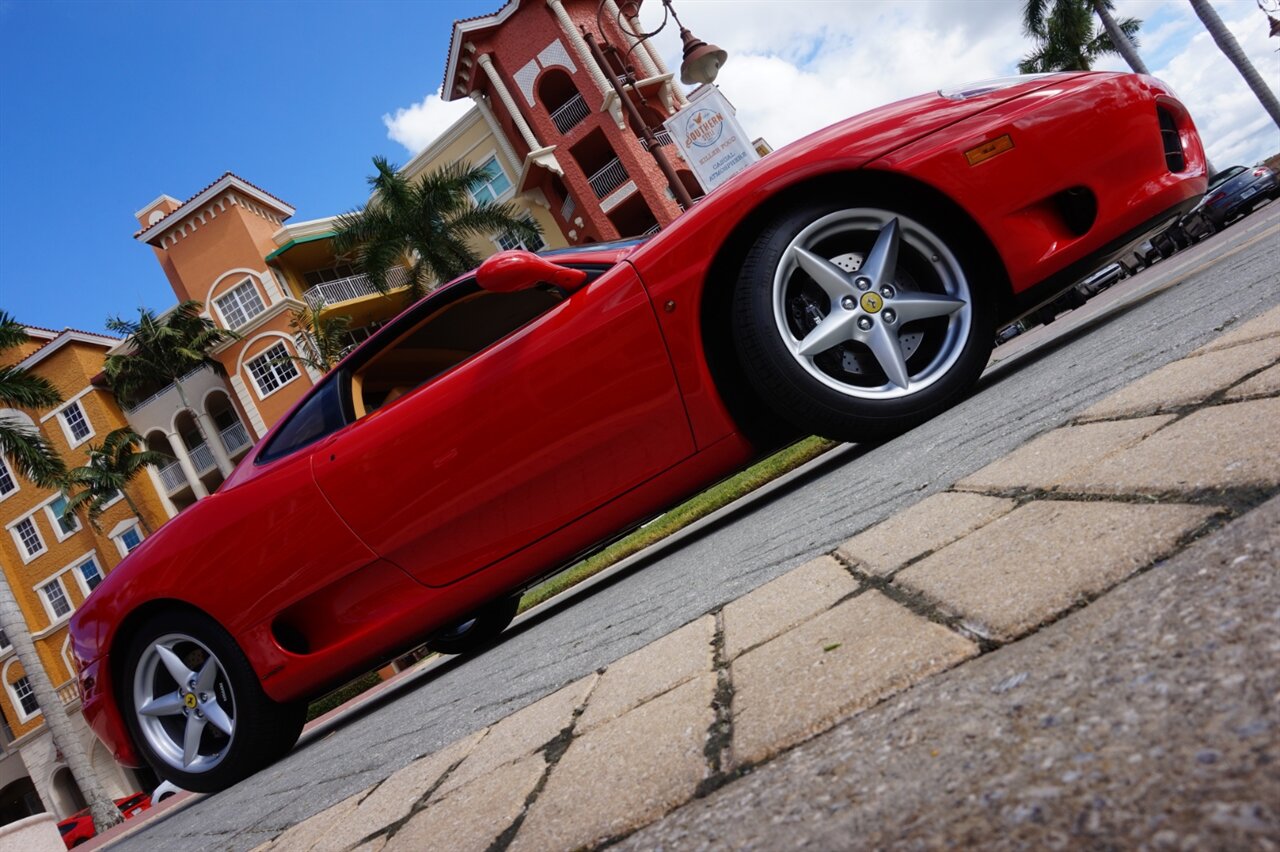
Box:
[70,72,1205,792]
[57,792,152,848]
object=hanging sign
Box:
[663,85,760,194]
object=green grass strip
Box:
[517,435,836,613]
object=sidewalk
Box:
[216,302,1280,851]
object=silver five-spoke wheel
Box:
[733,197,995,442]
[133,633,236,772]
[772,208,972,400]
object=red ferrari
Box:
[71,72,1205,792]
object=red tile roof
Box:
[133,171,294,238]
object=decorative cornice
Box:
[136,175,296,246]
[441,1,522,102]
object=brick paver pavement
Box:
[156,303,1279,852]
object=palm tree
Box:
[287,304,354,374]
[103,301,240,457]
[1189,0,1280,129]
[1019,0,1145,73]
[62,428,171,533]
[334,157,541,302]
[0,315,121,832]
[0,311,65,488]
[0,581,123,832]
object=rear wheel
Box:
[122,610,304,793]
[425,596,520,655]
[732,201,995,442]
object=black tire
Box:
[731,198,996,442]
[121,610,305,793]
[425,596,520,655]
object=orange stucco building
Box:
[1,327,170,823]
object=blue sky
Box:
[0,0,495,333]
[2,0,1277,336]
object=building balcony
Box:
[303,267,410,310]
[550,93,590,135]
[638,128,674,151]
[221,421,251,456]
[121,367,208,414]
[587,157,629,199]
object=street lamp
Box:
[584,0,728,209]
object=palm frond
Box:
[0,417,66,488]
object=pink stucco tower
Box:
[442,0,699,243]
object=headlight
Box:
[939,74,1054,101]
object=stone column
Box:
[197,410,234,477]
[546,0,612,99]
[477,54,543,152]
[167,433,209,500]
[471,92,523,178]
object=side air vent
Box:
[1157,107,1186,172]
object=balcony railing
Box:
[221,421,251,455]
[303,267,410,310]
[587,157,629,199]
[158,460,186,493]
[189,442,216,475]
[121,367,207,413]
[639,128,674,151]
[157,440,218,495]
[56,680,80,707]
[550,93,589,135]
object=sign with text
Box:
[663,85,759,194]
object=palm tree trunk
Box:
[1093,0,1149,73]
[122,491,153,534]
[1189,0,1280,129]
[0,577,123,832]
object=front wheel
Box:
[122,610,305,793]
[732,202,995,442]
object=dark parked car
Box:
[1200,164,1279,229]
[1150,165,1251,256]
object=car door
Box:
[312,262,696,588]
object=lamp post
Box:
[585,0,728,210]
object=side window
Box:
[256,377,349,464]
[349,282,562,418]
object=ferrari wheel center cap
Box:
[860,292,884,314]
[184,692,198,709]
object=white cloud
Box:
[637,0,1027,151]
[1135,2,1280,169]
[636,0,1279,167]
[383,88,473,154]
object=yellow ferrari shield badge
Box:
[860,292,883,313]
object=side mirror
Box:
[477,250,589,294]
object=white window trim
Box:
[467,151,515,206]
[35,575,73,627]
[7,514,47,564]
[0,454,18,504]
[245,342,301,400]
[213,276,268,330]
[68,553,104,598]
[7,671,41,724]
[110,519,145,558]
[40,493,82,542]
[56,399,96,449]
[38,386,92,424]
